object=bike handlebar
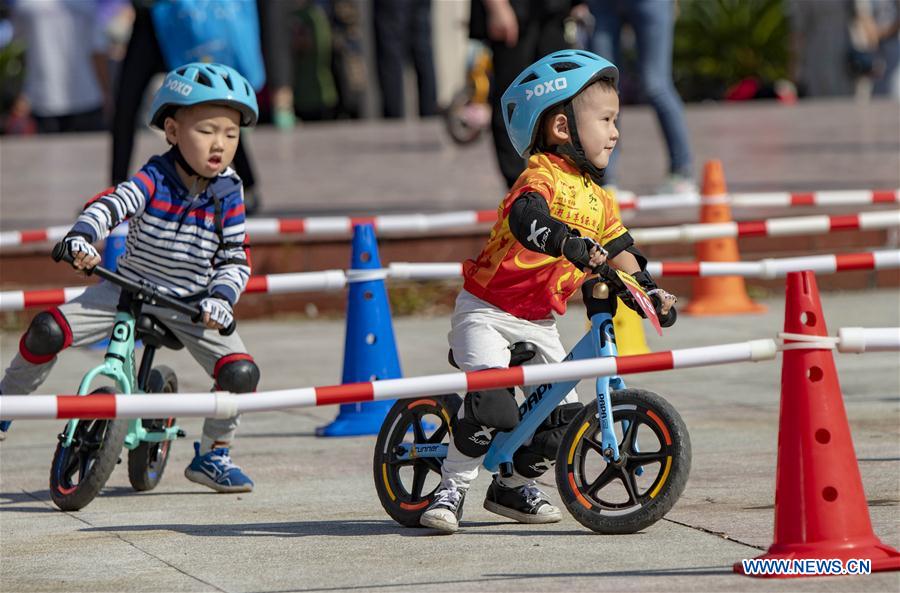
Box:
[52,242,236,336]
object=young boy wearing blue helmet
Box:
[420,50,677,533]
[0,64,261,493]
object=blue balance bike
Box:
[374,270,691,533]
[48,243,234,511]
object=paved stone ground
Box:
[1,100,898,229]
[1,289,898,592]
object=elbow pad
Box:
[508,193,571,256]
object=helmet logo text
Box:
[165,79,193,97]
[525,77,568,101]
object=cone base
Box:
[316,401,394,437]
[733,540,900,578]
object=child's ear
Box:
[163,116,178,145]
[550,113,570,143]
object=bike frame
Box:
[394,308,629,470]
[60,309,180,450]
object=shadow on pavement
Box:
[79,519,608,539]
[256,565,732,593]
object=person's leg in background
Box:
[410,0,438,117]
[231,138,261,214]
[587,0,623,187]
[628,0,695,191]
[489,20,541,188]
[257,0,296,129]
[373,0,409,118]
[110,4,166,185]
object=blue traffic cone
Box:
[104,222,128,272]
[316,224,402,437]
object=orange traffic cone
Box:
[734,271,900,577]
[684,160,765,315]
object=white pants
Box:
[441,290,579,490]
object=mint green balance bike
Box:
[48,242,234,511]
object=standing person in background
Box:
[10,0,109,134]
[471,0,573,189]
[257,0,296,130]
[372,0,437,118]
[872,0,900,97]
[110,1,264,214]
[788,0,857,98]
[586,0,695,194]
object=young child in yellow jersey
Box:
[420,50,677,533]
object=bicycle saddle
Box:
[136,314,184,351]
[447,341,537,370]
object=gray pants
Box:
[1,282,252,449]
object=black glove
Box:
[562,234,605,270]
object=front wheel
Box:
[128,366,178,492]
[556,388,691,534]
[373,394,461,527]
[49,387,128,511]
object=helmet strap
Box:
[555,103,607,186]
[172,144,215,183]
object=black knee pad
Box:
[215,356,260,393]
[21,310,70,362]
[452,388,520,458]
[513,402,583,478]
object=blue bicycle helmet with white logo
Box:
[149,62,259,129]
[502,50,618,158]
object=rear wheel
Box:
[49,387,128,511]
[373,395,461,527]
[556,389,691,534]
[128,366,179,491]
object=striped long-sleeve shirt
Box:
[71,150,250,305]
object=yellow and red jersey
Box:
[463,153,628,320]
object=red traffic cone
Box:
[734,271,900,577]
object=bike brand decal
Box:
[519,382,551,418]
[598,394,609,423]
[412,444,442,457]
[598,318,615,348]
[525,77,568,101]
[111,322,131,343]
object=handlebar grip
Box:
[219,321,237,336]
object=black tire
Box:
[443,89,485,145]
[373,394,461,527]
[128,366,179,492]
[49,387,128,511]
[555,389,691,534]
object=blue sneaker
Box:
[0,420,11,441]
[184,441,254,493]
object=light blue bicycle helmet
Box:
[502,50,618,159]
[149,62,259,129]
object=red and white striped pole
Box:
[0,338,778,420]
[3,193,897,248]
[3,250,899,312]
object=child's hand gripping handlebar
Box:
[51,242,236,336]
[592,263,678,331]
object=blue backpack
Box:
[151,0,266,91]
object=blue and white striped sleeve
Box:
[209,189,251,305]
[70,170,153,242]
